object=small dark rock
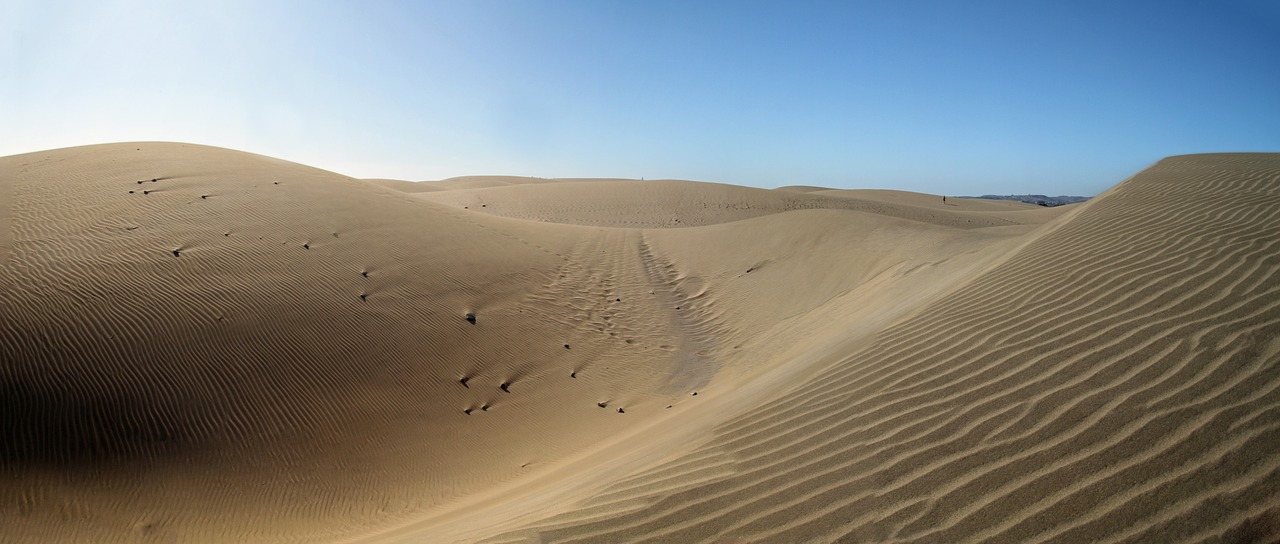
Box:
[465,312,476,324]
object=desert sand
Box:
[2,143,1277,543]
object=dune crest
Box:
[2,145,1277,543]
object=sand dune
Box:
[398,178,1055,230]
[2,145,1277,543]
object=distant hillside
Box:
[958,194,1090,207]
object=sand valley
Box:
[2,143,1278,543]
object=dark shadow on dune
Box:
[0,375,194,467]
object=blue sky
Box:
[3,1,1278,195]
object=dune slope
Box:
[477,153,1280,543]
[2,143,765,542]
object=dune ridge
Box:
[2,145,1277,543]
[402,178,1051,230]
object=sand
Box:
[2,144,1277,543]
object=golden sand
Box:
[2,143,1276,543]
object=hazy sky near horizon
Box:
[3,1,1278,195]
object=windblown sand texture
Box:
[2,144,1277,543]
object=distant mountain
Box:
[958,194,1090,207]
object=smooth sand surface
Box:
[2,144,1277,543]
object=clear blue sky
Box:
[3,1,1278,195]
